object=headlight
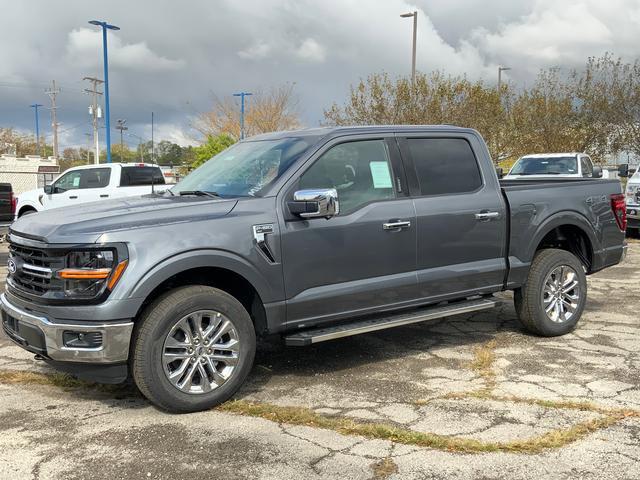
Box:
[57,249,128,298]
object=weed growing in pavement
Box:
[1,336,638,455]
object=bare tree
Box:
[193,84,302,140]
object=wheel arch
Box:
[129,251,274,335]
[528,213,598,272]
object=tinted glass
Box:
[510,156,578,175]
[54,168,110,191]
[299,139,396,214]
[407,138,482,195]
[120,166,166,186]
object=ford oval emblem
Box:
[7,259,16,274]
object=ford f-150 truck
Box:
[1,126,627,412]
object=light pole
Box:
[400,11,418,84]
[89,20,120,163]
[496,66,511,165]
[233,92,252,140]
[116,119,128,161]
[30,103,43,156]
[498,66,511,94]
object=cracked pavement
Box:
[0,241,639,479]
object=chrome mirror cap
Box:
[292,188,339,219]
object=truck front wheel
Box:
[131,285,256,413]
[514,249,587,337]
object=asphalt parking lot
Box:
[0,241,639,480]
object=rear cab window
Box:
[404,138,483,196]
[120,166,166,186]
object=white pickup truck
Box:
[504,153,605,179]
[15,163,168,218]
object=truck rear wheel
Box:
[514,249,587,337]
[131,285,256,413]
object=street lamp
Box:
[233,92,253,140]
[89,20,120,163]
[400,11,418,84]
[30,103,43,156]
[498,66,511,94]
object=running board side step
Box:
[284,297,498,346]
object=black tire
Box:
[514,249,587,337]
[131,285,256,413]
[19,208,36,218]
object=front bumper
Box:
[0,293,133,363]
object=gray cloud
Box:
[1,0,639,152]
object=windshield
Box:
[172,137,316,197]
[509,156,578,175]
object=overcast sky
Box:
[2,0,640,152]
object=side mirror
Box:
[289,188,339,219]
[618,164,629,178]
[592,166,603,178]
[43,184,53,194]
[495,167,504,179]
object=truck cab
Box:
[15,163,167,218]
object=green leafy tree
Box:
[192,133,236,168]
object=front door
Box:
[43,167,111,209]
[280,137,417,327]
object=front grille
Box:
[8,242,65,297]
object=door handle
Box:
[383,220,411,230]
[69,195,78,199]
[100,194,109,198]
[475,211,500,221]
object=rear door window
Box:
[120,167,166,186]
[406,138,482,195]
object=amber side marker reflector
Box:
[58,268,111,280]
[107,260,128,290]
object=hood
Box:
[10,194,238,244]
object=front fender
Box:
[125,249,276,304]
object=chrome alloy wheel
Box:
[162,310,240,394]
[542,265,580,323]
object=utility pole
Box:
[83,77,104,164]
[115,119,128,162]
[151,112,155,163]
[497,66,511,94]
[400,11,418,84]
[45,80,61,159]
[84,133,92,163]
[232,92,253,139]
[30,103,43,156]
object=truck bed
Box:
[499,177,624,288]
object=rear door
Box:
[280,135,418,327]
[398,133,507,301]
[117,166,166,197]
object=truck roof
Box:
[520,153,584,158]
[247,125,479,141]
[64,163,161,171]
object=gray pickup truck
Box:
[1,126,627,412]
